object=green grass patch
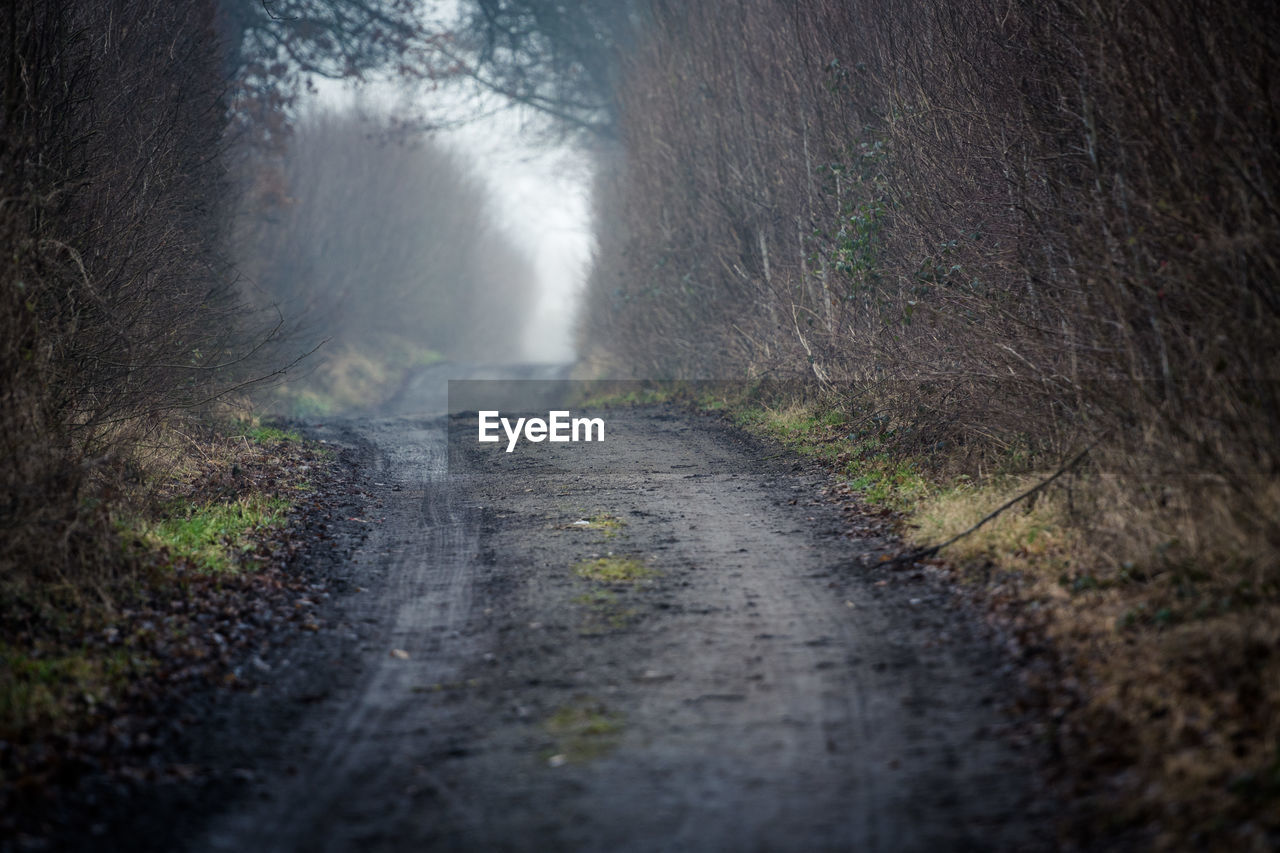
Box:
[845,456,930,508]
[736,402,929,510]
[544,695,624,763]
[227,414,302,444]
[123,494,289,573]
[0,643,151,740]
[573,556,654,583]
[242,424,301,444]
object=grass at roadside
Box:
[731,404,931,511]
[120,494,290,574]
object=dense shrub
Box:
[581,0,1280,574]
[0,0,237,595]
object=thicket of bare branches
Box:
[578,5,1279,834]
[1,0,240,591]
[454,0,648,137]
[0,0,549,590]
[581,0,1280,573]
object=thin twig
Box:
[885,436,1103,568]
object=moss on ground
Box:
[573,556,654,584]
[568,513,626,538]
[543,696,624,764]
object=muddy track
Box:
[186,404,1052,852]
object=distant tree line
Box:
[579,0,1279,571]
[234,110,535,413]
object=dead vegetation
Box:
[0,4,356,834]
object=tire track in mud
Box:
[201,419,486,850]
[196,406,1052,852]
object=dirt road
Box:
[186,395,1051,851]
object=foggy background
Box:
[238,7,599,417]
[313,80,593,365]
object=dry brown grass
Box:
[896,456,1280,846]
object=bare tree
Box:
[2,0,240,582]
[454,0,649,138]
